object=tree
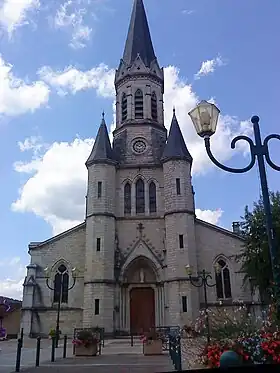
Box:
[238,191,280,302]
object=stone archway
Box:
[120,256,162,333]
[124,256,157,284]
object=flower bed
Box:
[201,331,280,367]
[184,301,280,368]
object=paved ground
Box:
[0,339,70,373]
[0,338,174,373]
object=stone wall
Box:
[22,224,86,336]
[195,219,251,304]
[31,309,83,337]
[2,308,21,337]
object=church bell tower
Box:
[113,0,167,166]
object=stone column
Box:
[127,85,133,120]
[116,98,120,126]
[145,182,149,215]
[145,84,151,119]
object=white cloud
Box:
[12,137,94,235]
[0,256,26,300]
[0,55,50,117]
[38,64,115,97]
[12,64,252,234]
[196,208,223,226]
[53,0,93,49]
[195,56,225,80]
[163,66,252,175]
[0,0,40,35]
[181,9,195,15]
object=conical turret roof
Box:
[86,114,116,167]
[161,110,193,163]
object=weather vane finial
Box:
[173,106,176,114]
[102,111,105,119]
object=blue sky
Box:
[1,0,280,299]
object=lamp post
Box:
[188,101,280,311]
[185,264,221,343]
[44,266,78,348]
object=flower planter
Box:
[143,340,163,355]
[75,344,98,356]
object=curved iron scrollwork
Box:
[204,136,256,174]
[189,271,216,288]
[204,116,280,175]
[263,134,280,171]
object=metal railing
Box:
[151,326,181,351]
[169,333,182,371]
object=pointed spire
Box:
[161,111,193,164]
[122,0,156,67]
[86,114,116,167]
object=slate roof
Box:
[86,115,116,167]
[122,0,156,67]
[161,110,193,163]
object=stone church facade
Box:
[21,0,252,337]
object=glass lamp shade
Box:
[71,267,78,278]
[188,100,220,138]
[185,265,193,276]
[44,267,51,278]
[214,262,222,274]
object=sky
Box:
[1,0,280,300]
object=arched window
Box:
[53,264,69,303]
[122,93,127,121]
[136,178,145,214]
[124,182,131,214]
[135,89,144,119]
[151,92,157,121]
[215,259,232,299]
[149,182,157,213]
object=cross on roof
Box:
[137,222,144,236]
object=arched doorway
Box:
[122,256,158,334]
[130,287,155,334]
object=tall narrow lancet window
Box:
[151,92,158,121]
[53,264,69,303]
[149,182,157,213]
[136,178,145,214]
[124,182,132,214]
[135,89,144,119]
[215,259,232,299]
[122,93,127,121]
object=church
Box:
[21,0,252,337]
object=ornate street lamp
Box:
[189,101,280,310]
[44,266,78,347]
[185,264,221,343]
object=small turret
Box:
[163,110,199,325]
[161,109,192,164]
[83,114,117,332]
[86,113,116,167]
[162,109,194,213]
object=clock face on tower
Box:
[132,139,147,154]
